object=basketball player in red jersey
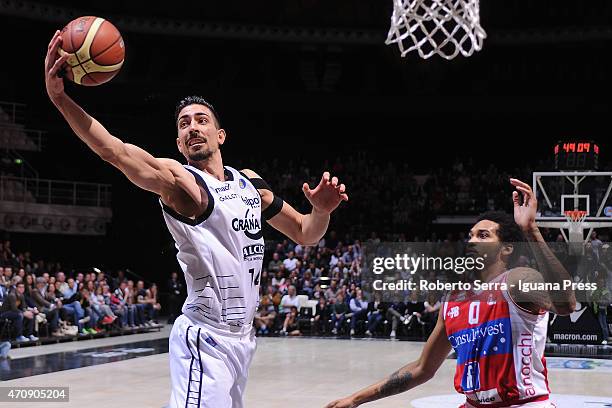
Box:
[326,178,576,408]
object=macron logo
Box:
[213,184,230,193]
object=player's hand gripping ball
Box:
[59,16,125,86]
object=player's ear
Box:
[501,243,514,257]
[217,128,226,146]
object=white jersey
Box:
[161,165,264,336]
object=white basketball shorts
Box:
[168,314,257,408]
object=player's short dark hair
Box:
[476,211,524,243]
[476,211,524,265]
[174,96,221,128]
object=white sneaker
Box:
[399,316,406,323]
[365,330,372,336]
[390,330,396,339]
[28,335,39,341]
[350,329,355,336]
[331,328,338,335]
[602,340,608,345]
[16,335,29,342]
[78,316,90,325]
[404,315,413,325]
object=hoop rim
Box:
[563,210,588,222]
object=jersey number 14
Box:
[249,268,261,286]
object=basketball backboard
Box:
[533,171,612,244]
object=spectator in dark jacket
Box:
[313,296,330,335]
[365,293,387,336]
[331,292,349,335]
[30,277,61,336]
[0,282,37,342]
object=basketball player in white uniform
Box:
[45,31,348,408]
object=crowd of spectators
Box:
[255,233,446,339]
[0,240,162,345]
[254,225,612,341]
[2,152,612,348]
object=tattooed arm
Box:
[325,310,451,407]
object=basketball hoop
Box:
[386,0,487,60]
[564,210,588,255]
[564,210,588,230]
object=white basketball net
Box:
[386,0,487,60]
[564,210,588,234]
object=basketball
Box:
[59,16,125,86]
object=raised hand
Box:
[44,30,70,100]
[510,178,538,232]
[303,171,349,215]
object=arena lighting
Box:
[92,267,101,273]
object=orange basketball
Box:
[59,16,125,86]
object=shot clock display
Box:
[554,140,599,170]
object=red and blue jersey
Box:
[444,272,550,408]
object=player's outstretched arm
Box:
[241,170,347,246]
[324,311,451,408]
[44,30,202,213]
[508,178,576,315]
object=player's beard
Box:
[188,145,214,162]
